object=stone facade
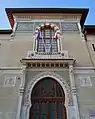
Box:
[0,8,95,119]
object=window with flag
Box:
[37,27,58,52]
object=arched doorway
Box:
[29,77,67,119]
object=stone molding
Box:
[21,71,73,119]
[13,13,81,21]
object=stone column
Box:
[69,65,80,119]
[16,66,26,119]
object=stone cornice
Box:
[20,58,76,68]
[6,8,89,29]
[13,13,81,22]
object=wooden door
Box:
[29,77,67,119]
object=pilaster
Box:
[69,65,80,119]
[16,66,26,119]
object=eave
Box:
[0,29,12,34]
[5,8,89,29]
[84,25,95,35]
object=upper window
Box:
[35,24,60,53]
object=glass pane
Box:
[50,102,56,119]
[40,103,47,119]
[56,84,63,97]
[57,103,63,119]
[40,115,47,119]
[33,103,39,113]
[32,103,39,119]
[41,79,55,97]
[41,103,47,114]
[33,115,39,119]
[38,39,45,52]
[37,29,58,52]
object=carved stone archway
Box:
[22,71,73,119]
[35,23,61,39]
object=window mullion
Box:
[50,29,52,52]
[44,30,45,52]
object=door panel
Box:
[30,78,67,119]
[31,100,65,119]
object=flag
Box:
[37,31,42,39]
[54,32,58,40]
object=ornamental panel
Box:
[79,76,92,87]
[89,109,95,119]
[61,22,78,32]
[16,22,34,32]
[3,76,16,87]
[16,22,79,32]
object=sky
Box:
[0,0,95,29]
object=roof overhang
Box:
[5,8,89,29]
[84,25,95,35]
[0,29,12,34]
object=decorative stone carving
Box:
[3,76,16,87]
[35,22,60,30]
[61,22,78,32]
[79,76,92,87]
[26,51,69,59]
[23,71,73,106]
[16,22,34,31]
[14,14,81,21]
[16,22,79,32]
[89,109,95,119]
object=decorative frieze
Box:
[16,22,34,31]
[16,21,79,32]
[20,59,75,69]
[61,22,79,32]
[21,51,75,68]
[14,13,81,21]
[27,51,69,59]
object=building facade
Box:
[0,8,95,119]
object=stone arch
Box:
[34,23,61,39]
[23,71,73,119]
[29,77,67,119]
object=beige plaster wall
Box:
[75,72,95,119]
[0,70,22,119]
[0,32,93,67]
[85,34,95,67]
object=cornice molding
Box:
[20,58,75,68]
[13,13,81,21]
